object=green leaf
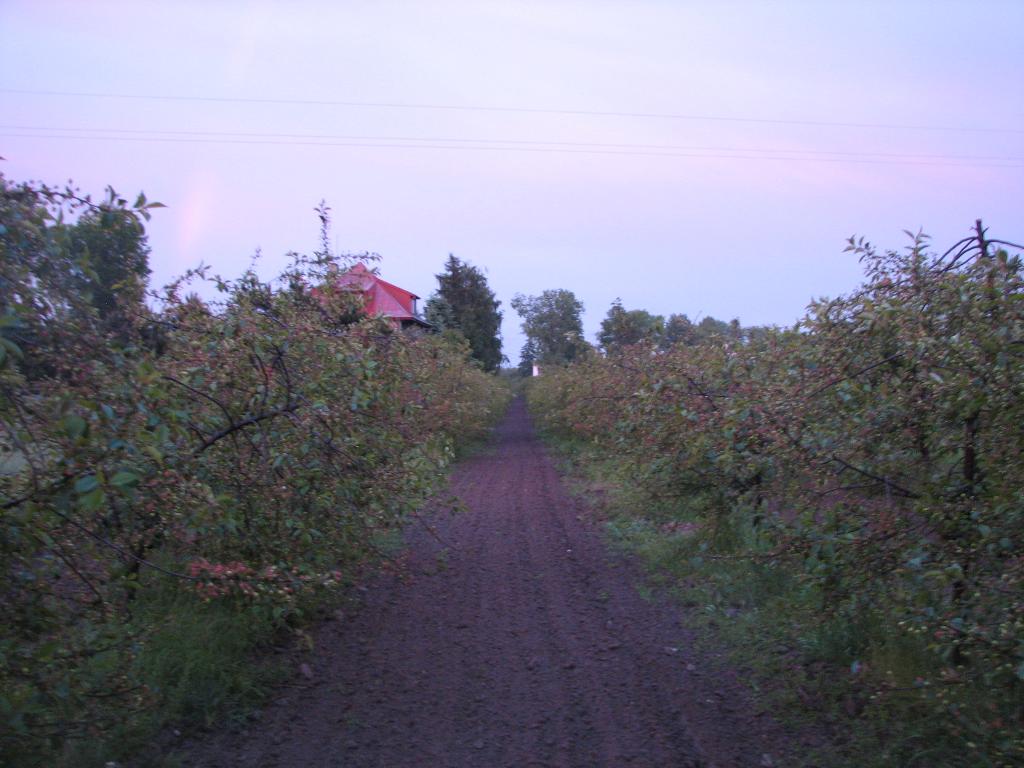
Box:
[78,487,106,512]
[111,471,140,488]
[74,475,99,494]
[63,414,87,439]
[0,335,22,360]
[36,641,60,661]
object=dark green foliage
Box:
[517,337,540,377]
[598,299,664,351]
[660,313,699,347]
[428,254,503,372]
[659,312,744,348]
[424,294,457,330]
[0,183,154,382]
[68,195,151,332]
[511,289,586,368]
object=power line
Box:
[4,130,1022,169]
[2,87,1021,135]
[4,124,1021,163]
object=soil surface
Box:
[178,398,810,767]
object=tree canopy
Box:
[1,183,155,378]
[69,202,151,336]
[425,254,503,372]
[511,289,585,369]
[660,313,746,348]
[598,299,664,351]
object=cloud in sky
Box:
[1,0,1021,359]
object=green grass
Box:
[57,586,288,767]
[136,596,282,727]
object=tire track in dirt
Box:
[178,398,806,767]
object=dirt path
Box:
[180,399,806,767]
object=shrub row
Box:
[528,226,1023,765]
[0,177,510,765]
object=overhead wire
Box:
[2,87,1022,134]
[2,129,1022,169]
[3,124,1022,164]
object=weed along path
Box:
[180,398,802,768]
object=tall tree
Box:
[68,203,151,335]
[696,315,740,342]
[511,289,585,368]
[660,313,698,348]
[430,255,503,372]
[660,313,745,348]
[423,294,457,331]
[598,299,664,351]
[517,337,540,377]
[1,183,154,377]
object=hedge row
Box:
[528,226,1023,765]
[0,177,510,764]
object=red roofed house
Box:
[332,263,431,330]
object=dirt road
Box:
[181,399,799,767]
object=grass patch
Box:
[136,595,283,728]
[56,585,291,767]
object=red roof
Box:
[332,263,424,323]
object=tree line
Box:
[509,286,759,375]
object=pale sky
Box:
[2,0,1021,361]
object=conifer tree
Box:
[430,255,503,372]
